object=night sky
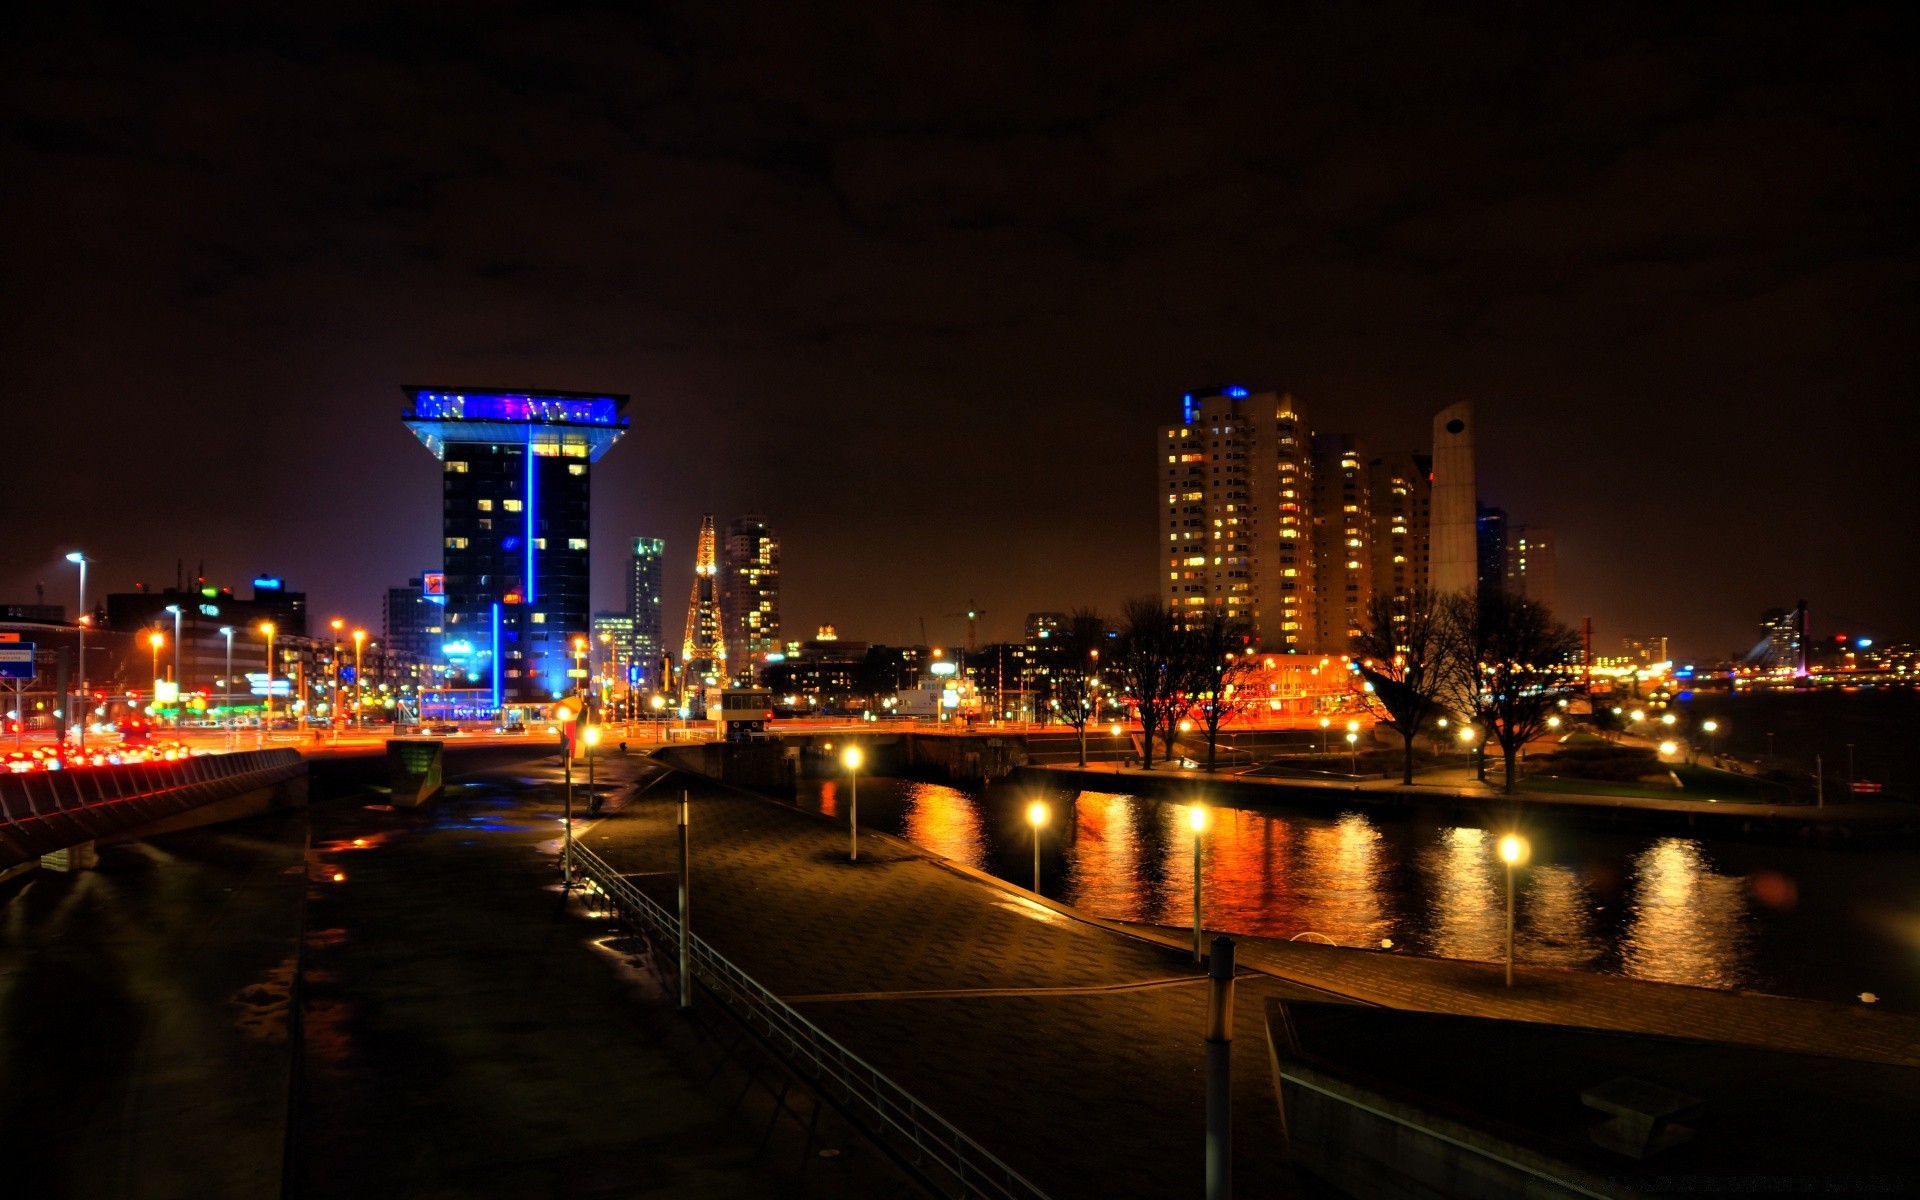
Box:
[4,3,1914,659]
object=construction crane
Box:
[945,602,986,654]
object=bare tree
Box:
[1190,611,1259,772]
[1351,589,1454,785]
[1440,591,1583,794]
[1050,665,1097,765]
[1113,596,1197,770]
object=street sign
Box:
[0,632,21,642]
[0,644,34,679]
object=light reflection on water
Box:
[791,775,1911,1006]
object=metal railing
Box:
[570,843,1051,1200]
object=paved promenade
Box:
[594,761,1920,1199]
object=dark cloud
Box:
[2,1,1914,655]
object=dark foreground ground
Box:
[0,746,911,1199]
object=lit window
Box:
[531,613,546,624]
[446,461,469,473]
[568,538,587,551]
[446,537,469,549]
[568,463,586,476]
[476,499,492,511]
[534,539,548,550]
[502,499,523,513]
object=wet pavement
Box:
[3,746,911,1199]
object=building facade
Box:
[680,514,726,705]
[721,515,780,684]
[1310,433,1372,651]
[628,537,666,692]
[1503,525,1556,613]
[402,386,628,707]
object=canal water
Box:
[795,774,1920,1011]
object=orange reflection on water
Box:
[898,781,985,864]
[1619,838,1751,988]
[1518,865,1602,969]
[1421,827,1504,962]
[1061,793,1146,916]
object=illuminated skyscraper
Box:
[1160,387,1316,652]
[1369,452,1431,608]
[402,386,628,707]
[679,515,726,706]
[1311,433,1372,650]
[721,515,780,683]
[628,536,666,691]
[1504,525,1556,613]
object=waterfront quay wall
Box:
[0,749,309,871]
[1020,764,1920,845]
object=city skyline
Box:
[4,5,1916,658]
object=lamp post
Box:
[843,745,863,861]
[1319,716,1330,754]
[573,636,588,703]
[1345,729,1359,776]
[148,631,165,699]
[584,723,601,814]
[1026,800,1049,893]
[1189,803,1210,964]
[1498,833,1529,987]
[352,629,367,730]
[165,604,183,726]
[65,552,91,751]
[329,619,345,739]
[260,622,276,747]
[220,627,234,744]
[557,702,578,885]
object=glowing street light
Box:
[843,745,864,861]
[1345,729,1359,775]
[1189,804,1210,965]
[259,622,276,746]
[1659,740,1678,757]
[1026,800,1049,893]
[352,629,367,730]
[555,701,578,883]
[148,630,165,694]
[219,626,234,743]
[65,552,91,752]
[583,722,602,814]
[1319,715,1331,753]
[164,604,183,725]
[1498,833,1529,987]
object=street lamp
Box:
[556,702,578,883]
[1345,729,1359,775]
[259,622,276,746]
[164,604,183,725]
[219,626,234,742]
[328,619,345,738]
[65,552,90,751]
[148,630,165,697]
[573,636,588,702]
[1026,800,1049,893]
[1189,803,1210,964]
[1319,716,1330,754]
[352,629,367,730]
[843,745,863,861]
[1498,833,1529,987]
[583,723,602,814]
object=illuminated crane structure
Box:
[680,514,727,709]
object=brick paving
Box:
[589,760,1920,1199]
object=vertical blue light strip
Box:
[490,601,502,713]
[524,443,538,605]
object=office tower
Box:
[721,515,780,683]
[383,577,444,667]
[628,537,665,691]
[1504,525,1556,613]
[1159,387,1315,652]
[1476,505,1508,600]
[1311,433,1372,652]
[1024,612,1068,642]
[1369,453,1431,609]
[680,514,726,705]
[402,386,628,706]
[1428,402,1477,596]
[591,611,634,687]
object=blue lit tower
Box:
[403,387,629,708]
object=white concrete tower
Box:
[1427,401,1478,596]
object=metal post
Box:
[849,762,859,862]
[73,555,87,753]
[1847,744,1854,796]
[1205,936,1235,1200]
[1505,859,1516,987]
[563,733,574,885]
[1032,820,1042,894]
[1816,752,1824,810]
[1192,826,1204,965]
[678,790,692,1010]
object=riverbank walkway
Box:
[593,762,1920,1199]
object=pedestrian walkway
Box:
[590,773,1331,1200]
[593,765,1920,1199]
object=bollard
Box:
[1205,936,1235,1200]
[677,790,692,1010]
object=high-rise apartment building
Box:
[1310,433,1373,650]
[628,536,665,691]
[680,515,725,705]
[1369,453,1431,608]
[591,611,634,691]
[1504,525,1556,613]
[1160,387,1316,652]
[1476,505,1508,601]
[721,515,780,683]
[403,386,627,706]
